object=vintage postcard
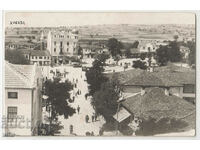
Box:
[2,12,196,137]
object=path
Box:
[55,66,105,136]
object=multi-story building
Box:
[47,28,79,64]
[18,49,51,66]
[5,41,36,50]
[3,62,43,136]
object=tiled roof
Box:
[17,49,51,56]
[124,71,168,87]
[30,50,51,56]
[122,87,195,121]
[105,69,144,84]
[124,66,195,87]
[5,62,36,89]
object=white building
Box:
[18,49,51,66]
[47,28,79,64]
[118,58,140,68]
[139,43,157,53]
[3,62,43,136]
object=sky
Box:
[5,12,196,27]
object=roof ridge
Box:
[6,62,33,88]
[9,63,31,80]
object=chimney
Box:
[141,87,146,96]
[164,87,170,96]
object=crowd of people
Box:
[66,73,103,136]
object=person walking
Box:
[91,131,94,136]
[77,105,80,114]
[94,113,98,122]
[70,125,73,134]
[85,115,89,123]
[92,115,94,122]
[85,93,88,100]
[99,128,103,136]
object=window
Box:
[54,48,56,52]
[67,42,69,46]
[39,56,42,59]
[32,56,34,59]
[35,56,37,59]
[25,55,28,59]
[183,84,195,93]
[8,92,18,99]
[44,56,46,59]
[67,48,69,52]
[7,107,17,120]
[73,48,76,51]
[54,41,56,45]
[183,97,195,104]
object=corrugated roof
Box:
[5,62,36,89]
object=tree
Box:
[5,50,29,65]
[156,41,181,66]
[173,35,179,41]
[44,78,75,120]
[107,38,123,57]
[156,45,169,66]
[135,117,188,136]
[86,56,108,95]
[133,40,139,48]
[140,53,146,60]
[125,49,131,58]
[167,41,182,62]
[132,60,147,70]
[77,46,83,56]
[95,53,109,65]
[187,41,196,66]
[91,78,121,120]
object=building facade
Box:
[47,28,79,64]
[18,49,51,66]
[4,62,43,136]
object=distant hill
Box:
[76,24,195,42]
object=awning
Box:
[113,107,131,123]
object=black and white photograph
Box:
[2,12,196,137]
